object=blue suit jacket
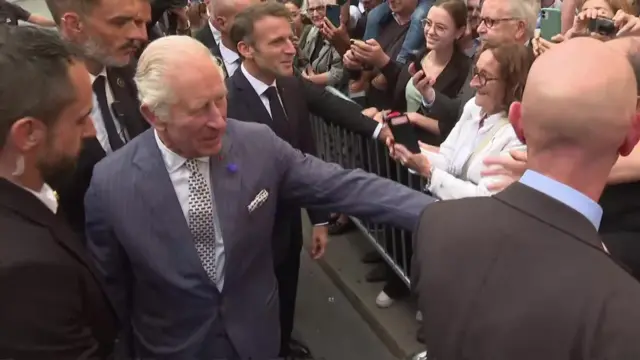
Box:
[85,119,435,358]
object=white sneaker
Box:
[375,290,394,308]
[416,310,423,322]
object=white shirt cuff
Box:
[372,122,384,139]
[421,94,435,108]
[313,222,330,226]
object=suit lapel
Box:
[0,179,104,287]
[495,182,606,254]
[276,77,299,145]
[230,70,272,126]
[106,66,148,138]
[132,131,205,274]
[209,132,246,284]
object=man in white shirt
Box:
[45,0,151,233]
[0,25,116,359]
[194,0,257,78]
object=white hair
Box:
[508,0,539,40]
[135,36,226,122]
[207,0,237,17]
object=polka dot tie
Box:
[186,159,217,282]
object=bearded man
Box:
[45,0,151,234]
[0,25,117,359]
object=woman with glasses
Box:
[369,0,472,145]
[297,0,347,89]
[389,40,533,200]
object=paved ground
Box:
[12,2,406,359]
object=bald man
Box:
[412,37,640,360]
[194,0,257,77]
[482,36,640,282]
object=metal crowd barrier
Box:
[309,113,428,287]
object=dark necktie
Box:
[92,75,125,151]
[263,86,291,142]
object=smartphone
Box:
[540,8,562,41]
[406,50,423,73]
[387,114,421,154]
[326,5,341,28]
[588,17,617,36]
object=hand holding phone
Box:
[325,5,341,28]
[386,113,421,154]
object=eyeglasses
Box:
[420,19,448,34]
[307,5,326,13]
[472,66,499,86]
[479,16,516,28]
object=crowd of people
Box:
[1,0,640,358]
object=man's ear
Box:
[618,112,640,156]
[140,105,166,131]
[508,101,526,144]
[60,13,83,36]
[237,40,253,60]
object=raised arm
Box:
[272,126,436,231]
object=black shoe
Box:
[287,338,313,359]
[365,264,387,283]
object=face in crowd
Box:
[470,48,505,114]
[60,0,148,66]
[466,0,481,38]
[34,62,95,186]
[422,2,466,51]
[477,0,527,43]
[307,0,327,28]
[238,14,297,78]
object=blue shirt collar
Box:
[519,170,603,230]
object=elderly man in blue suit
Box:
[85,35,435,359]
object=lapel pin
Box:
[226,163,238,173]
[116,78,125,88]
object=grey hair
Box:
[508,0,539,40]
[134,36,225,121]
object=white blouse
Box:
[423,98,525,200]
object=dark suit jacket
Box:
[0,179,117,359]
[55,65,149,236]
[194,25,231,78]
[380,47,471,143]
[226,69,334,262]
[412,182,640,360]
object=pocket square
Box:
[248,189,269,213]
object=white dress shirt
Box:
[154,130,226,290]
[22,183,58,214]
[219,42,240,77]
[240,64,284,118]
[422,98,524,200]
[207,21,239,76]
[90,69,128,153]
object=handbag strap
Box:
[460,118,510,177]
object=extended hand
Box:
[310,225,329,259]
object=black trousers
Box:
[274,226,304,356]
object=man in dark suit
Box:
[195,0,257,78]
[411,38,640,360]
[0,26,116,359]
[227,3,391,357]
[45,0,151,234]
[85,35,435,359]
